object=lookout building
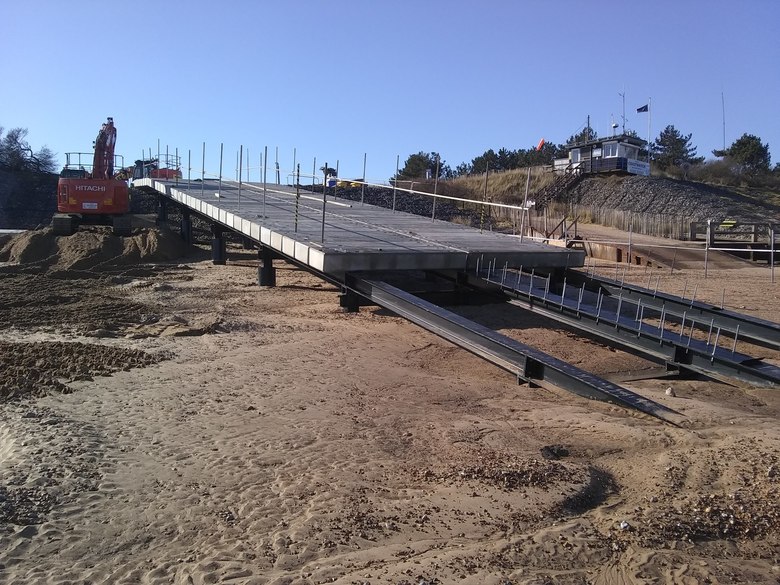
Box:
[554,134,650,176]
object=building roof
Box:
[567,133,647,150]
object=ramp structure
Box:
[135,177,690,424]
[135,178,584,278]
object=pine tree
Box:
[651,125,704,170]
[714,133,771,175]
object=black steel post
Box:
[258,247,276,287]
[180,208,192,246]
[157,196,168,226]
[211,224,226,265]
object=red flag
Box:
[536,138,545,151]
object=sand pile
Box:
[0,226,189,273]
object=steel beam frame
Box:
[568,271,780,351]
[475,269,780,387]
[346,275,685,425]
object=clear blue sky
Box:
[2,0,778,182]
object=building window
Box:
[603,142,618,158]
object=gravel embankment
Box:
[565,175,780,223]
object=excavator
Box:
[52,117,132,236]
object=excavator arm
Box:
[92,117,117,179]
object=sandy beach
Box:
[1,227,779,584]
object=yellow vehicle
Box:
[336,180,363,188]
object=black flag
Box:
[636,104,649,113]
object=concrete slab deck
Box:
[136,178,584,277]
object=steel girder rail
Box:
[476,267,780,388]
[567,271,780,352]
[346,275,686,426]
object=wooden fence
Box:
[531,202,692,240]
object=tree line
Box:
[0,126,57,174]
[395,125,775,183]
[3,121,774,185]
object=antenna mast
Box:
[619,88,626,134]
[721,92,726,150]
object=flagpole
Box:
[647,97,652,163]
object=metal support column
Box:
[211,224,226,265]
[157,196,168,226]
[180,208,192,246]
[339,288,362,313]
[258,247,276,287]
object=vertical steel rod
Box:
[659,305,667,343]
[295,163,300,232]
[771,224,776,283]
[201,142,205,197]
[596,292,603,322]
[262,146,268,220]
[561,278,567,309]
[711,327,721,358]
[238,144,243,209]
[731,325,740,354]
[218,142,223,197]
[392,155,399,212]
[432,155,440,222]
[321,162,328,242]
[704,219,711,278]
[480,162,489,233]
[360,152,367,205]
[637,305,644,336]
[275,146,280,184]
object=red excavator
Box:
[52,117,132,236]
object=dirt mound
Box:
[0,226,189,273]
